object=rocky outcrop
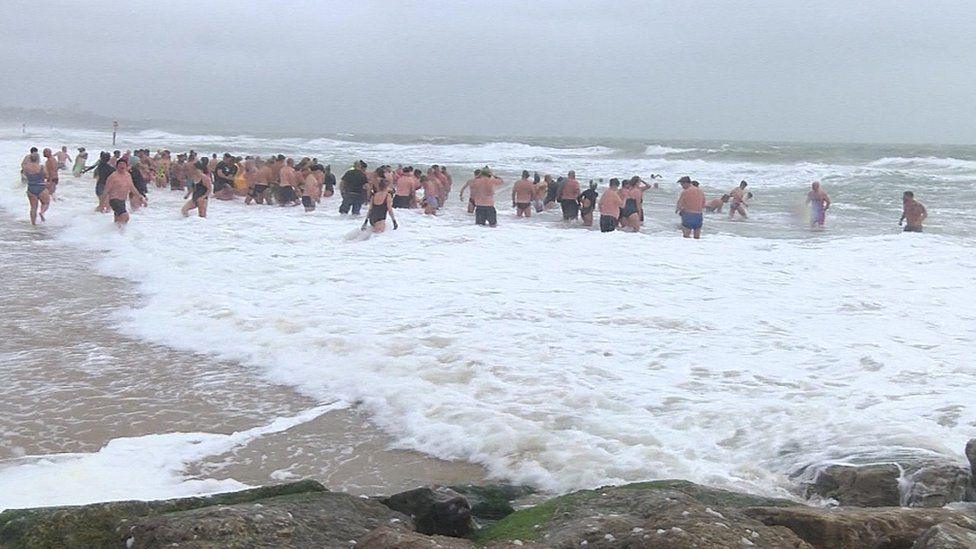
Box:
[911,522,976,548]
[967,439,976,501]
[474,480,812,548]
[746,505,976,549]
[381,486,473,537]
[126,490,407,548]
[805,464,902,507]
[449,484,535,521]
[906,465,972,508]
[0,480,328,549]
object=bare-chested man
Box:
[900,191,927,233]
[705,194,730,213]
[728,180,749,220]
[394,168,419,208]
[277,158,301,206]
[598,179,623,232]
[458,169,481,213]
[559,170,582,221]
[22,151,51,225]
[511,170,535,218]
[99,158,145,228]
[246,157,272,205]
[42,148,59,196]
[55,146,71,169]
[300,165,319,212]
[676,177,706,239]
[806,181,831,228]
[422,174,442,214]
[470,167,504,227]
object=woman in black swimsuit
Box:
[367,177,397,233]
[181,158,212,218]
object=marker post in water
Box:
[112,121,118,146]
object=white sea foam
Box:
[644,145,697,156]
[1,130,974,508]
[0,403,346,510]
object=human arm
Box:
[387,194,398,229]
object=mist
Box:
[4,0,975,144]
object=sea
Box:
[1,125,973,511]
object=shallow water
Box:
[1,127,974,509]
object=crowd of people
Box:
[18,145,929,235]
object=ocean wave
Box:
[868,156,976,173]
[644,145,698,156]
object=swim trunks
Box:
[560,199,579,220]
[392,195,410,208]
[810,204,825,225]
[109,198,127,217]
[301,196,315,209]
[515,202,530,210]
[250,184,268,197]
[903,225,923,233]
[680,211,703,230]
[600,215,617,233]
[278,186,299,203]
[475,205,497,227]
[426,196,440,209]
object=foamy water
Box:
[1,128,974,509]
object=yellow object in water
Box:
[233,163,247,192]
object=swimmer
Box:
[676,178,706,239]
[806,181,831,228]
[181,158,212,218]
[543,174,559,209]
[322,165,336,198]
[300,165,319,212]
[458,169,481,213]
[99,158,146,228]
[900,191,927,232]
[277,158,301,206]
[578,181,599,227]
[72,147,88,178]
[597,179,623,232]
[366,177,398,233]
[728,180,749,220]
[394,168,419,208]
[531,172,545,213]
[422,172,442,214]
[246,157,272,205]
[559,170,581,221]
[705,194,730,213]
[42,148,59,196]
[22,151,51,225]
[213,153,238,200]
[511,170,535,218]
[470,167,503,227]
[55,146,71,170]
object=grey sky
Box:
[4,0,975,143]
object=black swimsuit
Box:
[192,181,208,200]
[368,195,389,224]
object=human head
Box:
[721,194,730,202]
[609,178,620,188]
[568,170,576,179]
[29,147,38,154]
[691,180,699,187]
[115,158,129,171]
[740,180,748,189]
[100,151,111,162]
[522,170,530,179]
[61,146,67,152]
[903,191,914,201]
[474,169,481,177]
[811,181,820,190]
[677,176,691,186]
[589,181,597,190]
[43,148,51,157]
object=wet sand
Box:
[0,208,483,497]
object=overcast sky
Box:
[4,1,975,143]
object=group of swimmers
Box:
[18,144,929,234]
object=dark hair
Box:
[100,151,111,161]
[610,178,620,187]
[904,191,914,198]
[522,170,530,178]
[474,169,481,176]
[533,173,541,183]
[691,180,699,187]
[197,157,209,170]
[30,147,37,153]
[413,169,422,176]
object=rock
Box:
[966,440,976,478]
[912,522,976,548]
[805,464,902,507]
[358,524,478,548]
[906,465,972,508]
[0,480,327,549]
[475,480,812,548]
[448,484,536,521]
[381,486,473,537]
[126,491,407,548]
[746,505,976,549]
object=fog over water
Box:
[3,1,976,143]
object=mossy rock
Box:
[0,480,326,549]
[473,479,796,544]
[449,484,535,521]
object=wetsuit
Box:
[94,162,114,197]
[130,163,148,197]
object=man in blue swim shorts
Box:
[675,176,706,239]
